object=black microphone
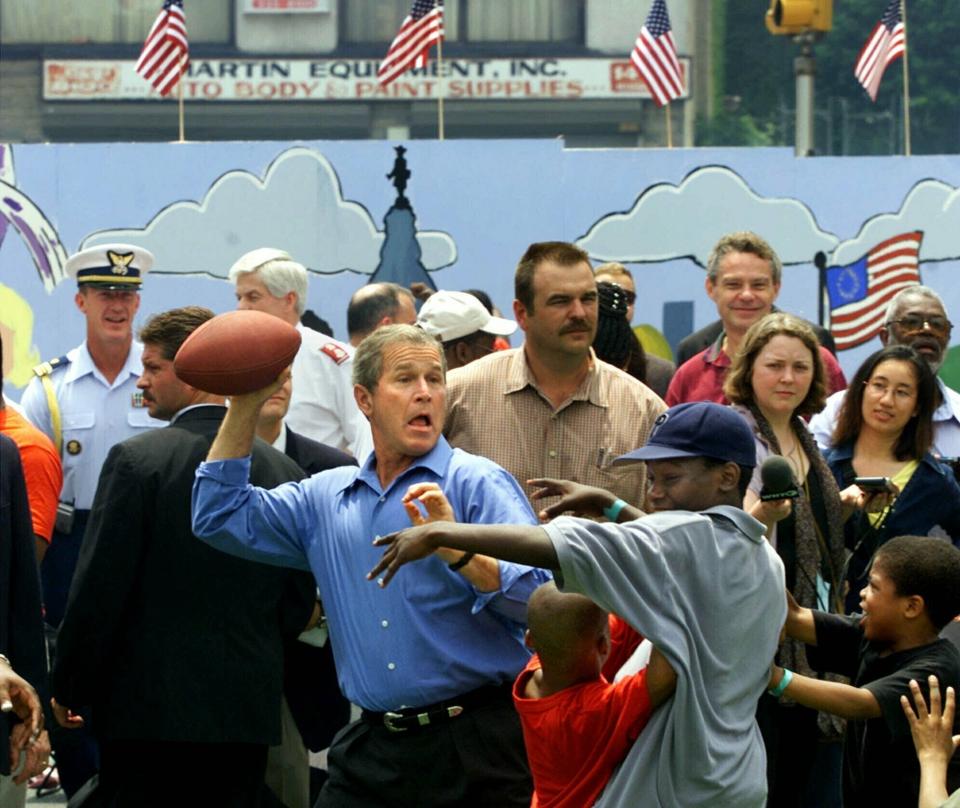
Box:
[759,456,801,502]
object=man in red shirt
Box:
[666,232,845,406]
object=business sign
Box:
[243,0,331,12]
[43,57,690,102]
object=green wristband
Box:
[768,668,793,699]
[603,499,628,522]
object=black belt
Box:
[361,683,511,734]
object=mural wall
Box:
[2,140,959,399]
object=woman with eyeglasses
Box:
[827,344,960,612]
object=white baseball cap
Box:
[417,291,517,342]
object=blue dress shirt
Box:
[193,436,549,711]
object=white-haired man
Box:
[230,248,372,460]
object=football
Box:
[174,310,301,395]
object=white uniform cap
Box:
[67,243,153,289]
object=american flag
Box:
[378,0,444,87]
[135,0,189,97]
[854,0,905,102]
[825,231,922,351]
[630,0,684,107]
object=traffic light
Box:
[765,0,832,35]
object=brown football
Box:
[173,310,301,395]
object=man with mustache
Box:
[810,285,960,456]
[444,241,666,508]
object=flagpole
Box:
[900,0,911,156]
[665,104,673,148]
[177,70,185,143]
[436,3,445,142]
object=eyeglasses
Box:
[886,315,953,335]
[621,290,637,305]
[863,380,915,402]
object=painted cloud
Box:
[82,146,457,276]
[576,165,839,267]
[830,179,960,265]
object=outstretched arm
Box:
[901,676,960,808]
[369,522,556,587]
[783,589,818,646]
[402,482,501,592]
[768,665,881,720]
[529,478,643,523]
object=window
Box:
[2,0,230,45]
[342,0,460,43]
[465,0,580,42]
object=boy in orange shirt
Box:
[513,582,676,808]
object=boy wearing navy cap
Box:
[370,402,786,808]
[19,243,162,797]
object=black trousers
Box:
[98,739,268,808]
[42,511,100,800]
[757,694,821,808]
[317,695,532,808]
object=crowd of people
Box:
[1,230,959,808]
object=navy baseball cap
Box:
[615,402,756,468]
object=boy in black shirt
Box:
[768,535,960,808]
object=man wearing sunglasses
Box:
[811,285,960,456]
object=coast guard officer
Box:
[20,243,163,797]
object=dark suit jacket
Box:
[281,426,356,751]
[0,435,46,775]
[675,314,837,367]
[51,406,315,746]
[284,426,355,478]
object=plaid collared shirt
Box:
[445,347,666,509]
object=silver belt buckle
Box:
[383,705,464,733]
[383,711,408,733]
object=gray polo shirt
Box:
[544,505,786,808]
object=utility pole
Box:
[794,34,816,156]
[765,1,833,158]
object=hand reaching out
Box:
[900,675,960,808]
[528,478,617,522]
[402,482,455,525]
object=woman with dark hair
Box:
[725,312,860,807]
[592,282,674,399]
[827,344,960,611]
